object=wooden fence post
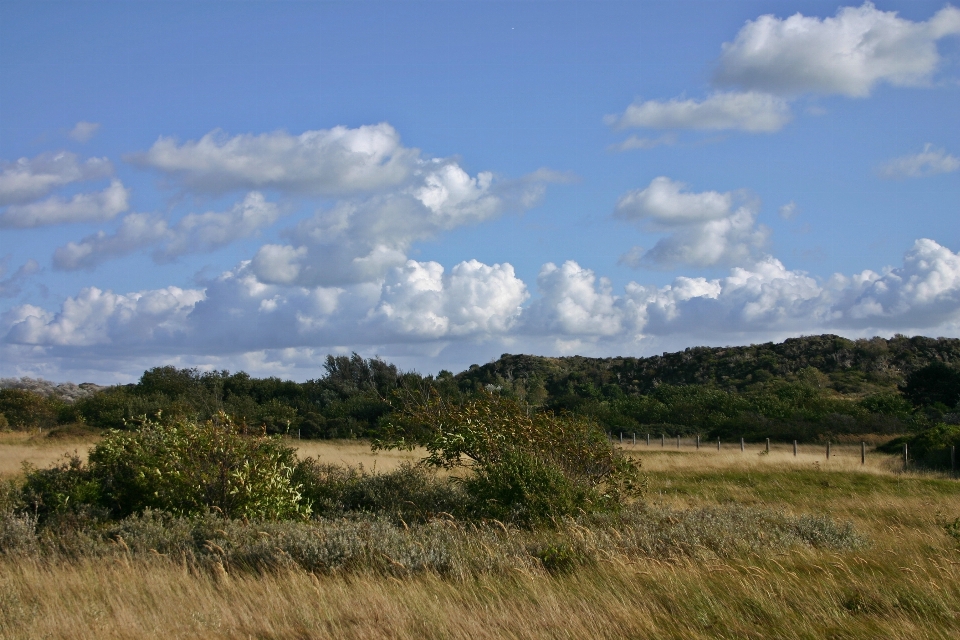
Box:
[861,441,865,465]
[765,438,770,453]
[633,433,636,446]
[696,435,700,450]
[793,440,797,457]
[646,433,650,446]
[661,434,665,447]
[952,445,956,476]
[903,443,908,471]
[826,442,831,460]
[717,437,721,450]
[620,432,623,445]
[740,437,744,452]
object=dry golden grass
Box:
[2,436,959,639]
[622,441,902,475]
[0,434,418,479]
[289,438,421,471]
[0,431,99,479]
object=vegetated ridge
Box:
[2,334,959,445]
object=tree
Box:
[376,389,642,525]
[901,362,960,409]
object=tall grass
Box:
[1,443,959,638]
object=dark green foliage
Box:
[879,423,960,471]
[8,334,960,439]
[532,541,589,573]
[900,362,960,409]
[463,449,590,525]
[378,390,642,526]
[0,389,61,429]
[20,454,106,526]
[21,418,310,522]
[945,517,960,546]
[293,461,463,523]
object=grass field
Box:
[1,434,959,639]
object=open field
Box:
[1,436,959,639]
[0,431,100,479]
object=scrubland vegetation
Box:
[1,438,958,638]
[1,334,959,637]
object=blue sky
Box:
[1,0,958,383]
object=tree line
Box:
[2,334,959,443]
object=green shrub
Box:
[0,389,61,429]
[293,461,463,522]
[878,423,960,470]
[377,390,642,526]
[88,416,309,520]
[20,454,106,525]
[19,416,310,523]
[463,449,588,525]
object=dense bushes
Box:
[4,335,960,442]
[22,416,310,522]
[378,390,642,525]
[879,423,960,471]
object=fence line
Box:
[605,431,958,476]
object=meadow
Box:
[1,435,958,639]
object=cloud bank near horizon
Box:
[3,237,959,381]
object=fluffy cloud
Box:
[52,192,281,270]
[523,261,623,337]
[251,162,552,287]
[3,257,527,355]
[614,177,769,268]
[2,286,204,347]
[0,259,40,298]
[608,91,791,132]
[0,180,129,228]
[879,144,960,179]
[373,260,528,338]
[0,152,112,206]
[715,3,960,97]
[608,3,960,143]
[522,239,960,346]
[128,123,418,196]
[53,213,170,271]
[5,240,960,377]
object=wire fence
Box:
[607,431,958,476]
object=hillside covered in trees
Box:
[2,334,960,442]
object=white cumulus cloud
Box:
[52,192,281,270]
[715,2,960,97]
[2,286,204,347]
[879,143,960,179]
[607,91,792,132]
[373,260,528,338]
[252,162,552,287]
[128,123,419,196]
[0,152,112,206]
[5,241,960,377]
[0,179,129,229]
[615,177,769,269]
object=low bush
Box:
[377,389,643,526]
[20,416,310,523]
[878,423,960,471]
[293,460,463,523]
[0,503,862,576]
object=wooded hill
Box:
[2,334,959,443]
[458,334,960,397]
